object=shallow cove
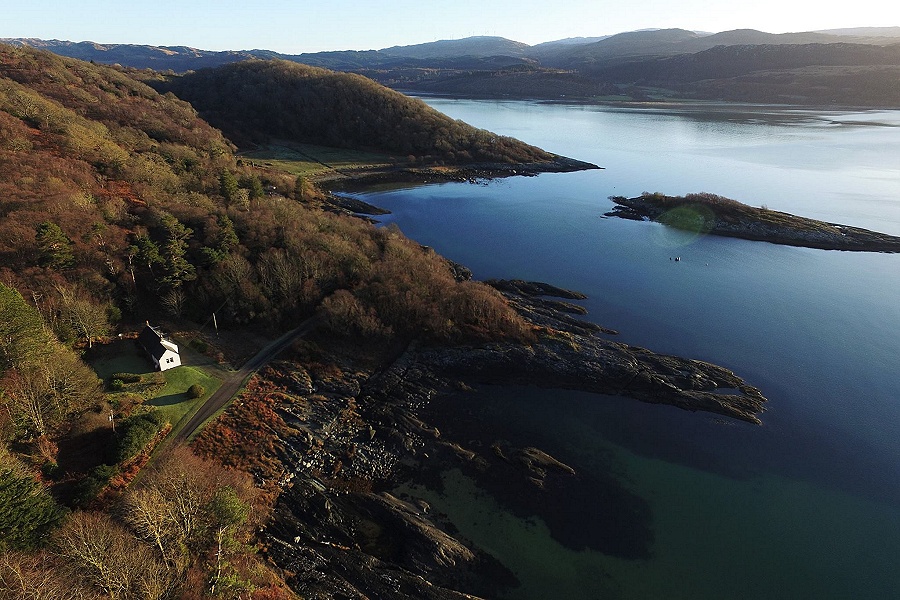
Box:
[406,386,900,600]
[354,100,900,599]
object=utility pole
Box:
[212,312,219,336]
[109,411,115,433]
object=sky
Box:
[3,0,899,53]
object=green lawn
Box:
[147,366,222,429]
[91,343,154,380]
[240,142,396,178]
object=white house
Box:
[138,323,181,371]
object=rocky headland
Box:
[324,155,602,191]
[201,277,766,599]
[606,192,900,252]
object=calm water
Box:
[353,100,900,599]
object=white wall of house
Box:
[158,348,181,371]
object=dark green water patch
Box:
[419,385,654,560]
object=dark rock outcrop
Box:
[412,334,765,424]
[267,479,512,599]
[260,279,766,598]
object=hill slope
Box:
[154,59,556,164]
[0,43,568,336]
[0,43,235,290]
[380,35,530,59]
[7,29,900,107]
[593,42,900,80]
[1,38,261,70]
[535,28,703,65]
[588,42,900,105]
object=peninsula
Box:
[0,44,760,600]
[606,192,900,252]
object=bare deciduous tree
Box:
[2,347,100,437]
[54,511,172,600]
[120,447,257,591]
[160,287,186,318]
[55,285,109,349]
[0,551,93,600]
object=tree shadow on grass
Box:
[148,393,188,407]
[90,340,156,380]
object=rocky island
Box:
[606,192,900,252]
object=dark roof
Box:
[138,325,177,360]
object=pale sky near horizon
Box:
[3,0,898,53]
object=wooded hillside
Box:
[0,44,532,339]
[0,44,538,599]
[155,59,554,164]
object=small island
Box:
[606,192,900,252]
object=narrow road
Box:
[172,316,320,444]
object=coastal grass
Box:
[239,142,397,178]
[635,192,842,235]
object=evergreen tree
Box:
[0,464,65,550]
[158,213,196,289]
[219,169,239,205]
[34,222,74,270]
[0,284,51,371]
[239,174,265,200]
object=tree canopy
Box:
[157,59,555,164]
[0,451,65,550]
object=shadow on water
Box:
[421,386,655,560]
[367,98,900,599]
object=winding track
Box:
[171,316,320,444]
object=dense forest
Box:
[154,59,554,164]
[0,43,537,599]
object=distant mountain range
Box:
[4,26,900,106]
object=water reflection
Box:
[353,99,900,600]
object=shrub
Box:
[187,383,205,399]
[110,372,142,384]
[41,461,60,479]
[110,411,167,463]
[108,378,125,391]
[73,463,119,507]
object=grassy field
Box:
[91,342,153,380]
[147,366,222,428]
[240,142,397,179]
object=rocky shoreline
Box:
[606,193,900,252]
[246,278,766,598]
[324,155,601,191]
